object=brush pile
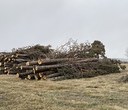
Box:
[0,40,124,81]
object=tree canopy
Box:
[90,40,105,58]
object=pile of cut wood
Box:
[0,51,121,81]
[0,52,31,75]
[0,43,123,81]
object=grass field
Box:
[0,65,128,110]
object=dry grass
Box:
[0,65,128,110]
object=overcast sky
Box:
[0,0,128,58]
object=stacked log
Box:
[0,42,125,81]
[0,53,30,75]
[16,57,100,80]
[0,51,121,81]
[0,53,101,80]
[0,44,54,76]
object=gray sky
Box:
[0,0,128,58]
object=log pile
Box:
[0,53,29,75]
[0,44,53,76]
[0,52,121,81]
[0,43,124,81]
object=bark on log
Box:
[26,60,39,66]
[7,70,23,75]
[13,59,28,63]
[35,64,68,71]
[16,62,27,68]
[26,58,79,66]
[38,71,55,78]
[37,58,70,65]
[3,62,14,67]
[18,70,34,78]
[15,54,29,58]
[20,66,34,70]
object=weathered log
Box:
[38,71,55,79]
[37,58,70,65]
[26,60,39,66]
[26,58,79,66]
[34,59,97,72]
[7,69,23,75]
[12,59,28,63]
[20,65,34,70]
[15,62,27,68]
[26,58,62,66]
[18,70,34,78]
[15,54,29,58]
[4,61,15,67]
[34,64,68,72]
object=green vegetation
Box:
[89,40,105,58]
